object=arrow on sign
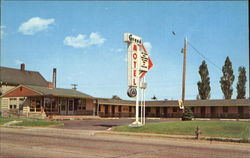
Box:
[140,44,153,78]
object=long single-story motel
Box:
[0,64,249,119]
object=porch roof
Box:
[25,85,94,99]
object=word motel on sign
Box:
[132,44,138,86]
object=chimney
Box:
[20,64,25,71]
[52,68,56,88]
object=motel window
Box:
[146,107,151,113]
[76,99,86,110]
[129,106,132,112]
[173,107,177,113]
[82,99,86,110]
[82,106,86,110]
[69,100,74,111]
[211,107,216,114]
[74,99,79,111]
[123,107,128,112]
[238,107,244,114]
[36,100,41,111]
[9,105,12,109]
[10,98,17,101]
[44,98,51,110]
[61,99,67,111]
[19,98,25,101]
[191,107,195,113]
[223,107,228,113]
[51,99,56,110]
[61,104,66,111]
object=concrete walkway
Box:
[1,120,23,127]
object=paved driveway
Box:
[55,118,175,130]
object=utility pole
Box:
[181,37,187,108]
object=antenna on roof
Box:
[71,84,78,90]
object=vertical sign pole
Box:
[140,79,143,124]
[135,78,140,123]
[143,77,146,125]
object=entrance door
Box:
[60,99,67,115]
[104,105,109,117]
[156,107,160,117]
[68,99,74,115]
[201,107,206,118]
[112,106,115,116]
[163,107,168,117]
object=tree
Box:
[151,95,157,100]
[197,60,211,100]
[112,95,121,100]
[182,107,194,121]
[236,67,247,99]
[220,56,235,99]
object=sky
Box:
[1,1,249,100]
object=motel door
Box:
[60,99,67,115]
[68,99,74,115]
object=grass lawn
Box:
[113,121,250,139]
[0,117,63,127]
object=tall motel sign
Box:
[124,33,153,127]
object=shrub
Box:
[182,107,194,121]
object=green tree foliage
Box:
[236,67,247,99]
[220,57,235,99]
[197,60,211,100]
[182,107,194,121]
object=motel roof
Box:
[24,85,94,99]
[96,98,250,107]
[0,66,48,87]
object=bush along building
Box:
[0,64,249,119]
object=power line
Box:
[187,41,222,71]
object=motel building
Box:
[0,65,249,119]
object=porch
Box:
[27,96,95,117]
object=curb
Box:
[96,131,250,143]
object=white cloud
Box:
[18,17,55,35]
[63,32,105,48]
[1,25,6,39]
[143,42,152,53]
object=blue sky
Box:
[1,1,249,100]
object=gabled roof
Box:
[0,67,48,87]
[25,85,94,99]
